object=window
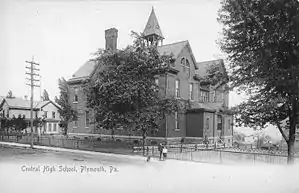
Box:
[85,111,89,128]
[210,90,216,102]
[52,112,55,119]
[205,117,210,130]
[74,120,78,128]
[44,111,48,118]
[217,115,222,130]
[74,88,78,103]
[200,90,209,102]
[44,123,47,133]
[48,123,52,132]
[53,123,57,132]
[175,112,179,130]
[155,78,159,86]
[175,79,180,98]
[189,83,194,100]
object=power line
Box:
[25,56,40,148]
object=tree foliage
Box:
[42,89,50,101]
[218,0,299,164]
[84,31,182,140]
[6,90,15,99]
[55,77,78,135]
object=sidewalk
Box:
[0,141,160,162]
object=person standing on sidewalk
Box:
[162,145,168,161]
[158,143,163,160]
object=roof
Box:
[158,40,198,70]
[195,59,224,78]
[187,100,231,113]
[70,60,97,81]
[1,97,39,109]
[35,100,61,110]
[0,97,60,110]
[143,7,164,39]
[157,41,188,58]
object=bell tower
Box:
[143,7,164,46]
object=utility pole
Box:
[25,56,40,148]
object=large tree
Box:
[84,32,182,154]
[218,0,299,164]
[55,78,78,136]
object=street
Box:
[0,146,299,193]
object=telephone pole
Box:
[25,56,40,148]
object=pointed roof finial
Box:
[143,6,164,39]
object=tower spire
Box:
[143,7,164,46]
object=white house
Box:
[0,97,62,135]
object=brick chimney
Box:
[105,28,118,51]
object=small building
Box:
[0,97,61,135]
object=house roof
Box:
[35,100,61,110]
[157,41,188,58]
[68,41,198,82]
[143,7,164,39]
[158,40,198,70]
[0,97,60,110]
[187,100,231,114]
[195,59,224,78]
[1,97,39,109]
[70,60,97,80]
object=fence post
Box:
[152,146,154,156]
[146,146,149,156]
[49,137,51,146]
[195,144,198,151]
[253,153,256,164]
